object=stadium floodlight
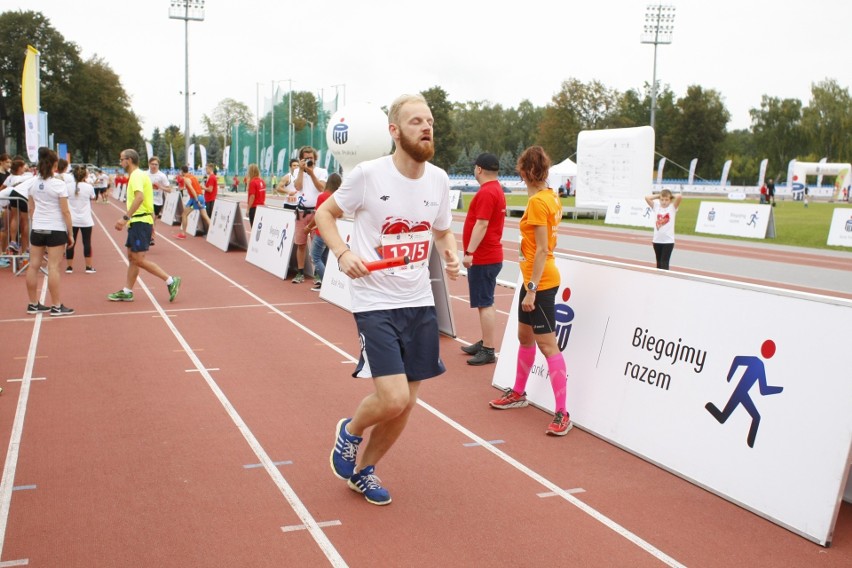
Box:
[641,4,676,132]
[169,1,206,167]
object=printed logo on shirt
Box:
[656,212,670,229]
[380,195,390,201]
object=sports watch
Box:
[526,281,538,292]
[122,215,130,221]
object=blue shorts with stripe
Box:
[352,306,445,381]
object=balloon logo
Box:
[326,103,392,173]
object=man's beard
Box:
[398,130,435,163]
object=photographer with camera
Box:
[291,146,327,284]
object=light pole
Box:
[169,0,205,167]
[272,79,292,173]
[641,4,676,131]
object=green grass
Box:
[462,193,852,252]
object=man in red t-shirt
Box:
[203,163,218,218]
[461,152,507,365]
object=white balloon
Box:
[326,103,392,173]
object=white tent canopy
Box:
[548,157,577,189]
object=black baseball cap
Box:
[474,153,500,172]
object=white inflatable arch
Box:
[787,160,851,201]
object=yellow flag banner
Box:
[21,45,40,162]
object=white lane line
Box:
[538,489,585,497]
[417,399,685,568]
[244,461,293,470]
[5,379,45,383]
[0,275,48,563]
[132,211,685,568]
[282,520,341,533]
[95,211,348,568]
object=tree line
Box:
[1,10,849,185]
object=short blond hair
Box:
[388,93,428,125]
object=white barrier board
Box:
[575,126,654,209]
[826,208,852,247]
[160,191,183,226]
[187,209,201,236]
[207,199,247,252]
[493,254,852,545]
[695,202,776,238]
[318,218,356,310]
[245,206,296,279]
[604,198,654,229]
[449,189,462,210]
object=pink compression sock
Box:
[513,345,537,395]
[546,353,567,413]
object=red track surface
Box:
[1,199,849,567]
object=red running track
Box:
[0,198,849,567]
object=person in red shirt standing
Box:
[245,163,266,227]
[176,166,211,239]
[203,163,218,219]
[304,173,342,290]
[461,153,506,365]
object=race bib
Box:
[380,230,431,271]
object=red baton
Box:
[363,256,410,272]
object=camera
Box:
[305,159,314,168]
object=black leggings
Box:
[653,242,674,270]
[66,226,93,259]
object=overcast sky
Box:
[7,0,851,139]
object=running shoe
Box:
[26,303,51,314]
[461,340,483,355]
[292,273,305,284]
[467,347,496,366]
[489,388,529,409]
[49,304,75,317]
[65,266,73,273]
[168,276,182,302]
[330,418,362,480]
[107,290,134,302]
[0,258,10,268]
[8,241,20,253]
[85,266,96,274]
[311,279,322,291]
[546,411,573,436]
[348,465,391,505]
[175,233,187,240]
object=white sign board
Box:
[493,255,852,546]
[245,206,296,279]
[575,126,654,209]
[604,198,654,228]
[186,209,201,236]
[207,199,247,252]
[160,191,183,226]
[695,202,775,239]
[449,189,462,210]
[826,208,852,247]
[318,218,356,310]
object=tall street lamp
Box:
[169,0,205,167]
[305,120,314,149]
[641,4,676,132]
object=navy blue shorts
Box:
[352,306,445,381]
[125,222,152,252]
[518,286,558,335]
[467,262,502,308]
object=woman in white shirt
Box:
[26,148,75,316]
[65,165,96,273]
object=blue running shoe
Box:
[330,418,362,480]
[348,465,391,505]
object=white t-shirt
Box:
[333,155,452,313]
[295,166,328,207]
[30,176,69,231]
[3,172,35,197]
[68,181,95,227]
[94,173,109,189]
[148,170,170,206]
[652,200,677,244]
